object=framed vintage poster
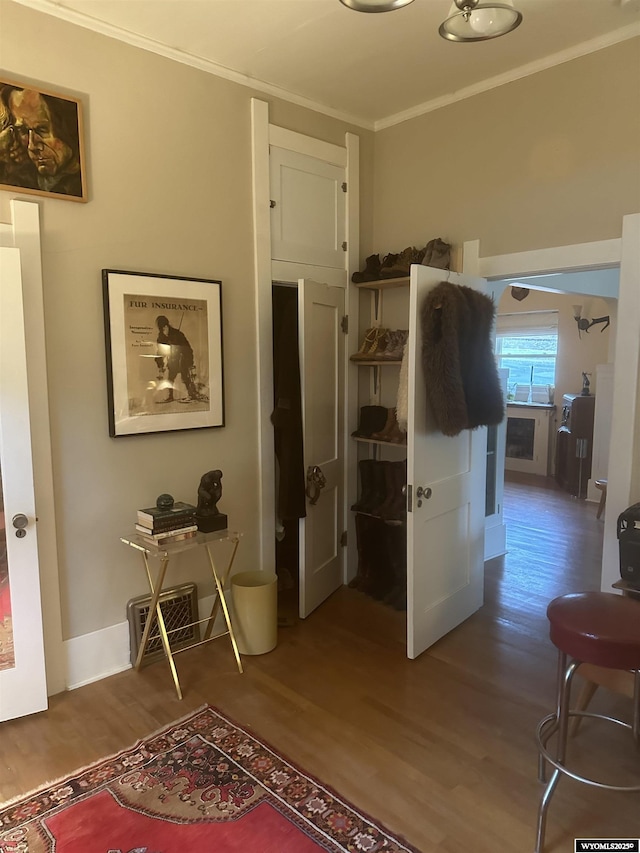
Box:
[102,270,225,437]
[0,78,87,202]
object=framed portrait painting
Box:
[102,270,225,437]
[0,78,87,202]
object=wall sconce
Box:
[572,304,610,337]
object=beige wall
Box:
[0,0,373,640]
[371,39,640,262]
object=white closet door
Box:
[406,266,487,659]
[299,279,345,617]
[270,147,346,269]
[0,247,48,720]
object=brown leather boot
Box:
[371,408,406,444]
[352,254,381,283]
[378,460,407,521]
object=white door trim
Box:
[251,98,357,578]
[251,98,276,572]
[269,125,347,167]
[464,211,640,594]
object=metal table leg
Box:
[134,551,183,700]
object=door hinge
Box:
[342,241,347,252]
[406,483,413,513]
[270,199,276,208]
[341,315,348,334]
[340,530,348,547]
[342,182,347,193]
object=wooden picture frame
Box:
[102,270,225,437]
[0,78,87,202]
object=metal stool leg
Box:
[538,652,566,783]
[535,654,579,853]
[633,670,640,748]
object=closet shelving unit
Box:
[349,276,410,609]
[352,275,409,437]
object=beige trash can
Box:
[231,571,278,655]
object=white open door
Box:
[406,266,488,659]
[299,279,345,617]
[0,247,48,720]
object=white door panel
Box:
[299,279,345,617]
[407,266,486,659]
[0,247,48,720]
[270,147,345,269]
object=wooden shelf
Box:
[349,358,402,366]
[352,435,406,448]
[353,276,409,290]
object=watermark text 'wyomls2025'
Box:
[575,841,640,852]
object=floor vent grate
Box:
[127,583,199,667]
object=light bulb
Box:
[469,7,513,34]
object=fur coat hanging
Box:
[421,281,504,437]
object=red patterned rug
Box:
[0,705,419,853]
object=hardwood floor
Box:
[1,474,638,851]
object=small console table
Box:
[120,528,244,699]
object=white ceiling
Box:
[12,0,640,129]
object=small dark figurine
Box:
[581,372,591,396]
[196,469,228,532]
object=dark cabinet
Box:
[555,394,595,497]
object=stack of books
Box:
[135,501,198,546]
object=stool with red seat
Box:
[535,592,640,852]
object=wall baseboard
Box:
[63,594,222,691]
[64,621,131,690]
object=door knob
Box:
[12,513,28,537]
[305,465,326,506]
[415,486,432,508]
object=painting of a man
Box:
[0,81,86,201]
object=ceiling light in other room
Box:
[439,0,522,41]
[339,0,415,11]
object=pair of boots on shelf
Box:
[351,458,407,522]
[351,328,408,362]
[352,406,406,445]
[350,515,407,611]
[351,238,451,283]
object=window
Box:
[495,311,558,399]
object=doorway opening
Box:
[271,283,304,628]
[492,266,619,593]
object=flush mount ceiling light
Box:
[339,0,415,11]
[439,0,522,41]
